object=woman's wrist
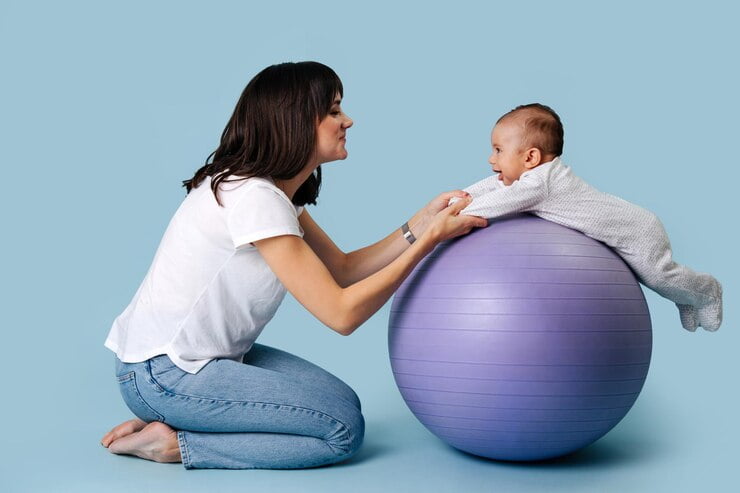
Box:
[401,222,417,245]
[407,209,432,241]
[399,217,437,252]
[415,227,438,255]
[413,219,441,248]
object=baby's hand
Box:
[448,196,463,207]
[427,197,488,244]
[427,190,469,216]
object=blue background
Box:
[1,0,737,491]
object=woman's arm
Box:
[299,190,471,287]
[256,196,486,335]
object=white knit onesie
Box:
[454,157,723,331]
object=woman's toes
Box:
[101,418,148,447]
[107,421,181,463]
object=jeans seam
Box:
[147,380,348,431]
[145,360,166,392]
[163,390,354,455]
[177,431,192,469]
[116,371,134,383]
[119,372,165,422]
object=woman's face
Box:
[314,95,353,164]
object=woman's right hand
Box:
[423,196,488,244]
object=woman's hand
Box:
[425,190,471,216]
[408,190,473,239]
[423,195,488,244]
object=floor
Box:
[3,297,736,493]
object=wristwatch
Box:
[401,222,416,245]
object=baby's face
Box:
[488,122,529,186]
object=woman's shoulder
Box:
[204,175,280,201]
[222,175,302,214]
[214,174,274,192]
[188,174,300,218]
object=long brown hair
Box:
[183,61,344,206]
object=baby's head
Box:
[490,103,563,185]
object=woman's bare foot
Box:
[106,421,181,463]
[101,418,147,448]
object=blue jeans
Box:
[114,344,365,469]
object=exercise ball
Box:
[388,214,652,461]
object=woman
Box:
[100,61,486,469]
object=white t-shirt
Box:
[104,175,304,374]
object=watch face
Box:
[402,224,415,244]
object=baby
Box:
[451,103,722,331]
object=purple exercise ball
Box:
[388,214,652,461]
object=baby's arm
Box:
[455,174,548,219]
[461,175,499,198]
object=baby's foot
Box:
[677,304,698,332]
[107,421,181,463]
[697,281,723,331]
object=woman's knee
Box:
[337,382,362,411]
[326,406,365,460]
[347,407,365,455]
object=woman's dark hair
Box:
[182,61,344,207]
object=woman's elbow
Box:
[327,309,362,336]
[333,327,355,336]
[319,290,363,336]
[330,318,359,336]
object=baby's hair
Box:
[497,103,564,157]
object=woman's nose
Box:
[343,116,353,128]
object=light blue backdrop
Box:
[1,1,737,491]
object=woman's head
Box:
[183,61,346,206]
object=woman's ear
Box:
[524,148,542,169]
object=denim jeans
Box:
[114,344,365,469]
